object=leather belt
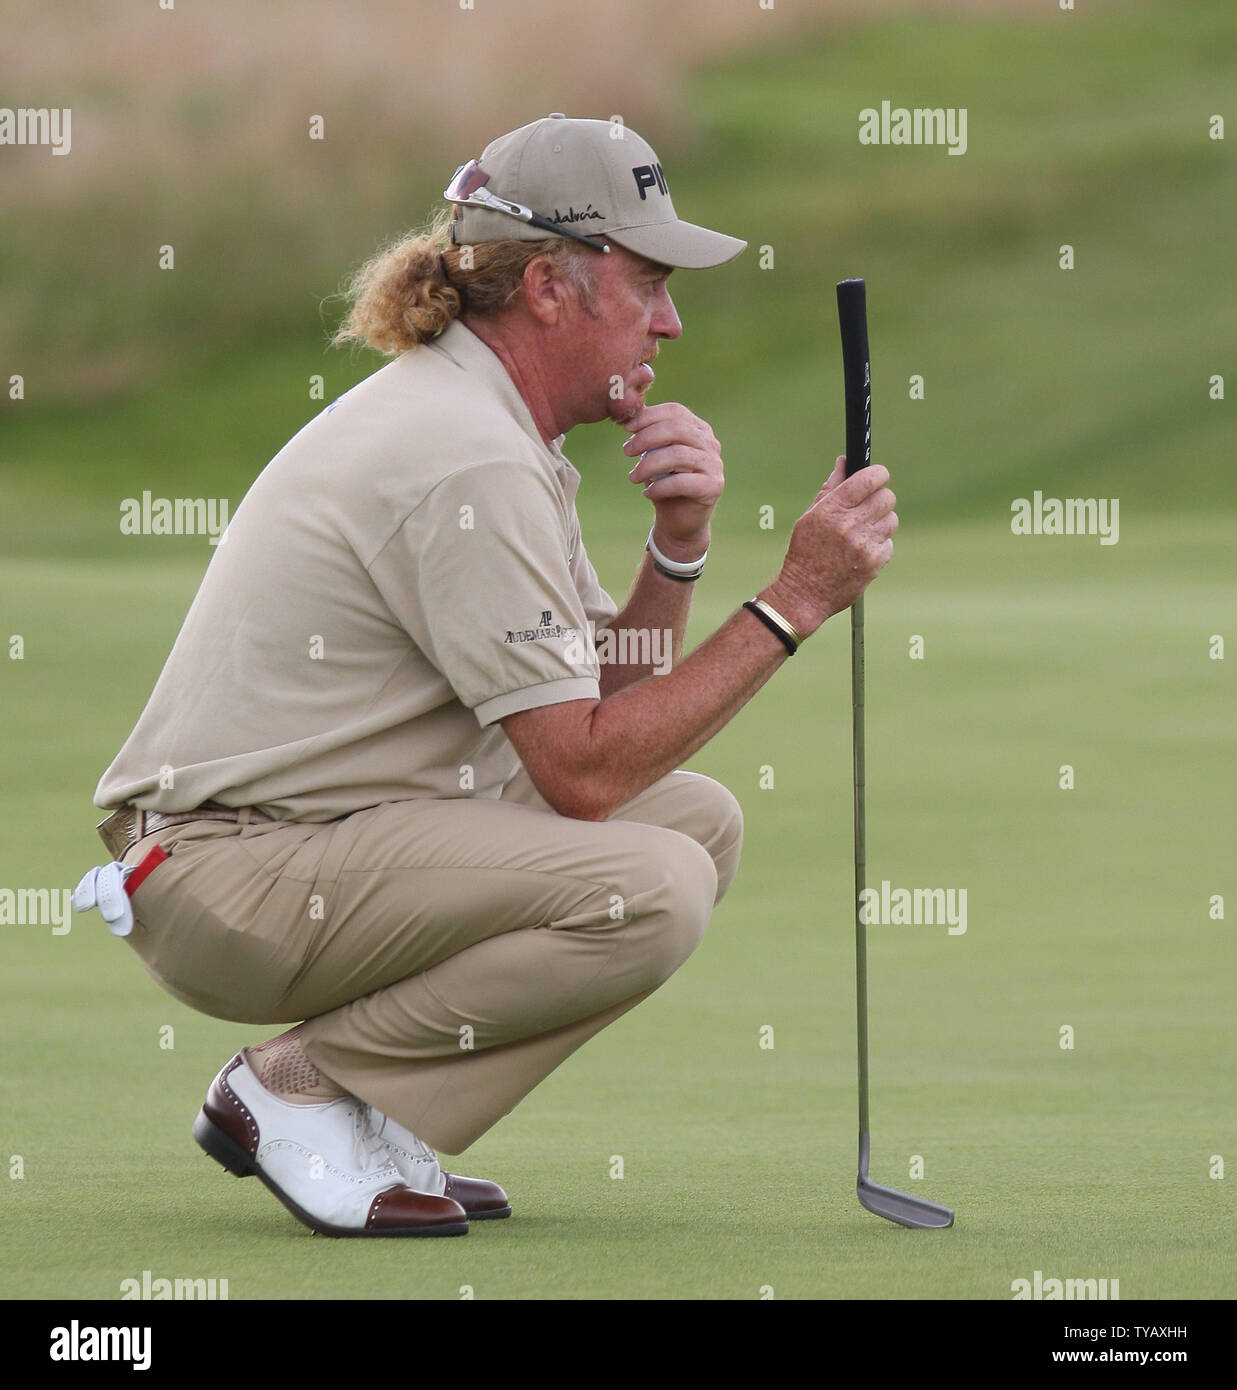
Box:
[97,803,275,861]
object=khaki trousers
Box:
[118,769,743,1153]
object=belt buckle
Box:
[96,807,139,861]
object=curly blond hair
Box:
[330,206,601,354]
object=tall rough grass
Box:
[1,0,1049,402]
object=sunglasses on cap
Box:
[444,160,611,254]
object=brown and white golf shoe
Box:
[192,1053,468,1237]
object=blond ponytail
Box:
[331,206,599,355]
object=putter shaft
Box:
[852,595,869,1139]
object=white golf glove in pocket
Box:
[73,862,135,937]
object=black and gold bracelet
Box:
[742,598,802,657]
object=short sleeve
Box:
[368,459,602,726]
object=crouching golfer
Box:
[84,115,896,1236]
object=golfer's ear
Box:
[522,254,569,326]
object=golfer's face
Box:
[584,247,681,426]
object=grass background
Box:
[1,0,1233,1299]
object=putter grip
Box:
[836,278,871,477]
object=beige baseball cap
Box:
[447,114,746,270]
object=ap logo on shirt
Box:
[504,610,576,645]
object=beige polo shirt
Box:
[94,319,618,821]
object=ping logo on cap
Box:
[631,162,669,200]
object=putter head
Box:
[857,1132,954,1229]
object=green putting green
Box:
[2,513,1231,1297]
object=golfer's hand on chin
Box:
[619,402,724,562]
